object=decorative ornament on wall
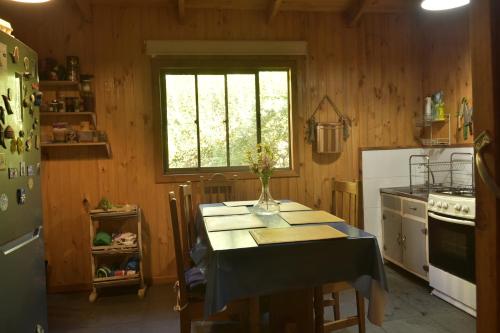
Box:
[0,193,8,212]
[0,152,5,170]
[16,188,26,205]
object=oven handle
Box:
[428,212,475,227]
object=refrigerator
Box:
[0,29,48,333]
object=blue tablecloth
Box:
[194,203,389,325]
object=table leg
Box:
[269,288,314,333]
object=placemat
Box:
[223,200,257,207]
[249,225,347,245]
[202,206,250,217]
[223,200,281,207]
[205,214,267,232]
[279,202,312,212]
[280,210,344,225]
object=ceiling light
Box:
[10,0,51,3]
[421,0,470,11]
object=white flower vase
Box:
[254,176,280,215]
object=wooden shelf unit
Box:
[39,78,111,158]
[88,207,147,302]
[40,111,97,128]
[41,142,111,157]
[39,80,80,90]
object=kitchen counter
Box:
[380,186,428,202]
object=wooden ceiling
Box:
[86,0,421,24]
[1,0,421,26]
[90,0,419,13]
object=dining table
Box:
[192,201,389,332]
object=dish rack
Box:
[409,153,474,194]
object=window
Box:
[159,66,294,175]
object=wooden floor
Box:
[47,265,476,333]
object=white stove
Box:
[428,192,476,317]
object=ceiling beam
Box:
[74,0,93,23]
[268,0,283,23]
[345,0,370,27]
[178,0,185,22]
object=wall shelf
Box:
[39,80,80,90]
[40,112,97,128]
[41,142,111,157]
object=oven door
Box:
[428,212,475,283]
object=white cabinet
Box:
[381,194,429,280]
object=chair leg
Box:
[355,291,366,333]
[180,310,191,333]
[332,292,340,321]
[249,297,261,333]
[313,287,324,333]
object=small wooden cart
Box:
[88,205,147,302]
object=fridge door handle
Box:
[1,226,42,256]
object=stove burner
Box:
[431,186,475,197]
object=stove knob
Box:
[455,204,462,212]
[429,199,435,207]
[442,202,449,209]
[462,206,470,214]
[436,202,442,208]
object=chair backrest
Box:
[168,191,188,305]
[331,179,362,228]
[179,182,196,251]
[200,173,237,203]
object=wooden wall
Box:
[0,2,470,291]
[420,7,473,145]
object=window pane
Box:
[198,75,227,167]
[259,71,290,168]
[165,75,198,169]
[227,74,257,166]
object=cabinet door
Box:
[382,209,402,263]
[402,217,428,279]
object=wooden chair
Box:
[168,191,250,333]
[200,173,238,203]
[314,179,365,333]
[179,182,196,251]
[331,179,362,229]
[314,283,365,333]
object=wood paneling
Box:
[0,2,470,290]
[420,8,473,145]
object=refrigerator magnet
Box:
[25,137,32,152]
[23,56,29,71]
[0,153,5,170]
[10,46,19,63]
[28,177,34,190]
[27,164,34,176]
[10,138,16,154]
[8,167,18,179]
[2,95,13,115]
[19,161,26,176]
[16,137,24,154]
[0,126,5,149]
[0,193,8,212]
[16,188,26,205]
